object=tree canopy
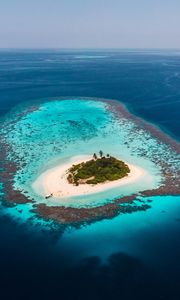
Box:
[67,156,130,185]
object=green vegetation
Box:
[67,153,130,185]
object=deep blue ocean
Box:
[0,49,180,300]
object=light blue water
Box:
[1,98,167,208]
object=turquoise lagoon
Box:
[1,98,166,209]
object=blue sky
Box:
[0,0,180,48]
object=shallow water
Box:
[2,98,165,208]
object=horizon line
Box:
[0,47,180,51]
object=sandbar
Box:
[32,155,147,199]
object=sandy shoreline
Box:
[32,155,146,199]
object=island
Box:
[67,151,130,186]
[32,153,145,199]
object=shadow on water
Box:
[0,213,180,300]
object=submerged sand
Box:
[32,155,147,200]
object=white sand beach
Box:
[32,155,147,199]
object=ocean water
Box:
[0,49,180,300]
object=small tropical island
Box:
[67,151,130,186]
[32,152,145,200]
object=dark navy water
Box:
[0,50,180,300]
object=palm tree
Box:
[99,150,103,158]
[93,153,97,160]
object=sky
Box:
[0,0,180,48]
